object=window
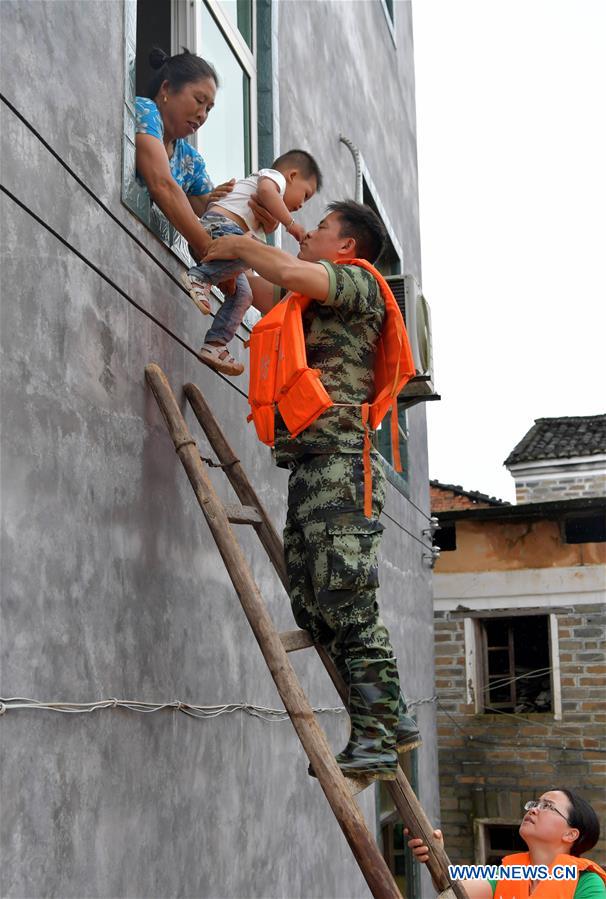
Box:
[358,170,408,488]
[435,521,456,552]
[217,0,253,49]
[480,615,552,714]
[363,178,401,277]
[122,0,257,265]
[475,821,526,865]
[377,751,420,897]
[195,1,255,184]
[378,0,396,46]
[375,404,409,487]
[464,613,562,718]
[564,514,606,544]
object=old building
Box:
[506,415,606,505]
[1,2,438,897]
[431,417,606,867]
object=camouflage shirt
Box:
[273,261,385,467]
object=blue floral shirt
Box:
[135,96,213,196]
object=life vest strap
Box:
[390,398,402,473]
[361,403,373,519]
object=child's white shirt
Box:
[208,168,286,239]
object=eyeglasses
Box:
[524,800,570,824]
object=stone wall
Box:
[516,472,606,504]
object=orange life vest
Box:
[247,258,416,516]
[495,852,606,899]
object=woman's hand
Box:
[249,194,279,234]
[405,828,444,863]
[206,178,236,205]
[193,179,236,216]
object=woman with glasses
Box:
[407,789,606,897]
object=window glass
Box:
[375,404,409,485]
[197,2,251,184]
[377,751,420,897]
[219,0,253,49]
[383,0,394,22]
[363,180,401,276]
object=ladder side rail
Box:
[317,648,468,898]
[145,365,403,899]
[184,382,289,591]
[182,374,467,898]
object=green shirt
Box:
[489,872,605,897]
[273,260,385,467]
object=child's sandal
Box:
[198,343,245,377]
[180,271,212,315]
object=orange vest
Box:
[247,258,416,516]
[495,852,606,899]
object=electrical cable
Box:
[436,699,606,753]
[435,666,554,697]
[0,92,436,536]
[0,693,437,719]
[480,666,553,695]
[381,509,433,550]
[400,491,433,524]
[0,184,248,402]
[1,93,191,297]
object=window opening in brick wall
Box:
[564,513,606,544]
[377,751,420,897]
[475,821,526,865]
[435,521,456,551]
[480,615,552,714]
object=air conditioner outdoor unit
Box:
[386,274,441,408]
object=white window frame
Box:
[464,611,562,720]
[179,0,258,172]
[360,164,403,274]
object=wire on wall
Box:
[0,694,437,720]
[1,92,434,531]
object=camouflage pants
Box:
[283,453,396,669]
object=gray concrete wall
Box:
[0,2,438,897]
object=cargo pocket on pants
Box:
[326,517,384,591]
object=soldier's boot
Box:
[395,694,423,754]
[331,654,422,755]
[334,657,400,781]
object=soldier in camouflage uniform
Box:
[203,200,422,780]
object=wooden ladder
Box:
[145,363,467,899]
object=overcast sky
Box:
[410,1,606,502]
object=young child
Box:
[181,149,322,376]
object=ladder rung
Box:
[279,629,315,652]
[224,503,263,525]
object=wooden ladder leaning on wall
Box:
[145,363,468,899]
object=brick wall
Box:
[430,486,495,513]
[434,607,606,866]
[516,473,606,504]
